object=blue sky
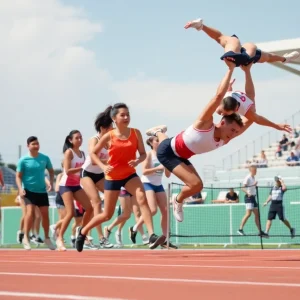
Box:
[1,0,300,184]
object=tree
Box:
[0,153,4,167]
[7,163,17,171]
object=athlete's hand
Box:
[228,79,235,91]
[224,58,236,70]
[277,124,292,133]
[103,165,113,175]
[19,189,26,199]
[128,160,138,168]
[240,63,253,72]
[47,183,53,192]
[263,202,268,207]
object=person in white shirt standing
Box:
[238,165,266,236]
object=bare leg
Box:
[265,220,272,233]
[253,209,262,232]
[239,210,252,230]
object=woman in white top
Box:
[129,137,177,249]
[80,108,113,248]
[56,130,93,251]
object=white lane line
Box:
[0,272,300,287]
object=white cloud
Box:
[1,0,300,183]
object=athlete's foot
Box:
[22,238,31,250]
[44,238,56,250]
[172,194,184,222]
[129,227,138,244]
[56,239,66,251]
[237,229,245,236]
[115,231,123,246]
[261,231,269,239]
[146,125,167,137]
[16,230,24,244]
[291,228,296,239]
[75,226,86,252]
[184,18,204,31]
[148,234,166,249]
[161,240,178,249]
[49,224,57,240]
[104,226,111,239]
[99,237,114,249]
[283,51,300,63]
[142,234,149,245]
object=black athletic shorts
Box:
[24,189,49,207]
[157,138,191,172]
[81,169,104,184]
[268,202,285,221]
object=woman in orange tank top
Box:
[75,103,165,251]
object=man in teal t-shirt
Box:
[16,136,55,251]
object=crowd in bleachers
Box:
[243,127,300,169]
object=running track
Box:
[0,249,300,299]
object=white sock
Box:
[116,229,121,234]
[142,234,147,239]
[133,224,138,232]
[71,235,75,240]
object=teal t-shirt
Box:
[17,153,53,193]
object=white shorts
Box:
[245,203,258,210]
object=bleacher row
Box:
[240,130,300,169]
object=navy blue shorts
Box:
[143,182,165,193]
[55,192,65,209]
[81,169,104,184]
[104,173,138,191]
[59,185,82,196]
[220,35,262,67]
[157,138,191,172]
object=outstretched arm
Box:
[241,63,255,103]
[247,110,292,133]
[195,60,235,128]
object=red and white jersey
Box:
[171,125,224,159]
[225,91,254,116]
[60,149,85,186]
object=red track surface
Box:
[0,249,300,299]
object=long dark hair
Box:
[94,106,113,132]
[63,130,80,153]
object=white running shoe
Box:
[115,231,123,247]
[184,18,204,31]
[45,238,56,250]
[142,235,149,245]
[49,224,57,240]
[283,51,300,63]
[172,194,184,222]
[146,125,167,137]
[22,239,31,250]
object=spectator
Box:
[293,128,299,139]
[212,188,239,204]
[275,144,282,158]
[225,188,239,203]
[286,151,299,166]
[279,134,289,151]
[294,138,300,157]
[256,150,268,168]
[185,191,204,205]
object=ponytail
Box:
[63,130,80,153]
[94,105,113,132]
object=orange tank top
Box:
[106,128,138,180]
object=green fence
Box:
[170,183,300,248]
